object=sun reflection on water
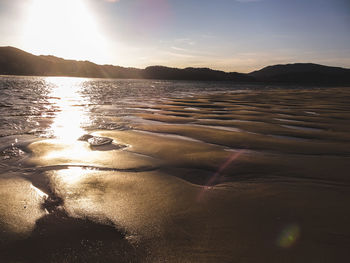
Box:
[56,167,93,185]
[44,77,90,142]
[30,184,49,199]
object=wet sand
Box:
[1,88,350,262]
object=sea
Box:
[0,76,257,138]
[1,75,344,138]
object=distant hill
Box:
[143,66,253,81]
[249,63,350,85]
[0,46,142,79]
[1,46,350,85]
[0,46,251,81]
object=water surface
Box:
[1,76,350,262]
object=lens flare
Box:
[197,150,245,202]
[277,224,301,248]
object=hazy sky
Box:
[1,0,349,72]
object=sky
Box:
[0,0,349,72]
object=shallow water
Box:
[1,76,350,262]
[0,76,255,138]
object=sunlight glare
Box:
[21,0,109,64]
[30,184,49,199]
[56,167,93,185]
[45,77,90,142]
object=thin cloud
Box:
[171,46,189,52]
[175,38,196,46]
[164,51,197,59]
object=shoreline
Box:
[1,74,350,88]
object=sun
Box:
[21,0,109,64]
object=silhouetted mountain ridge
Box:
[143,66,252,81]
[1,46,349,85]
[249,63,350,84]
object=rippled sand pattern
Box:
[130,89,350,184]
[1,86,350,262]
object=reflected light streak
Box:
[30,184,49,199]
[43,141,91,161]
[45,77,90,142]
[56,167,93,185]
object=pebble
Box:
[78,134,114,146]
[87,136,113,146]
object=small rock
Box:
[78,134,94,141]
[88,136,113,146]
[1,146,25,160]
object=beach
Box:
[0,76,350,262]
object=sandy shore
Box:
[1,89,350,262]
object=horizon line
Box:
[2,45,350,74]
